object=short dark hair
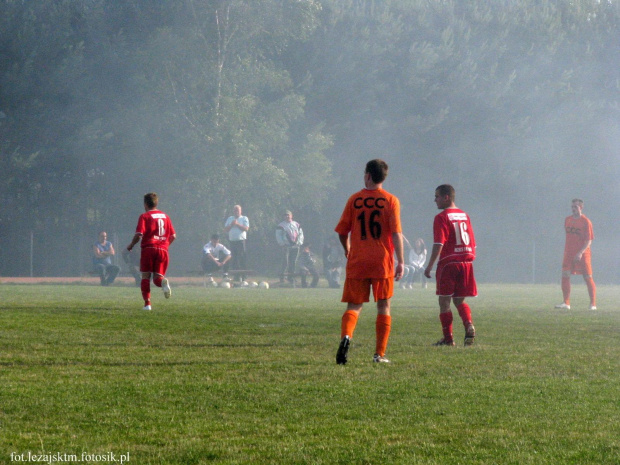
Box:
[211,233,220,241]
[572,198,584,207]
[436,184,455,202]
[365,159,389,184]
[144,192,158,209]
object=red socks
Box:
[141,279,151,306]
[456,302,473,327]
[440,312,453,342]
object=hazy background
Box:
[1,0,618,283]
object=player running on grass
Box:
[424,184,476,347]
[126,193,176,311]
[335,159,404,364]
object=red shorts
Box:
[140,247,170,276]
[436,261,477,297]
[562,252,592,276]
[341,278,393,304]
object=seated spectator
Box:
[402,237,428,289]
[201,234,232,276]
[122,247,141,286]
[323,236,345,288]
[297,243,319,288]
[93,231,120,286]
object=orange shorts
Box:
[562,252,593,276]
[341,278,394,304]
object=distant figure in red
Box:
[555,198,596,310]
[126,193,176,311]
[424,184,476,347]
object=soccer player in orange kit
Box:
[335,159,404,364]
[555,198,597,310]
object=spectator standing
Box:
[276,210,304,285]
[224,205,249,282]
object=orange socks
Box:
[375,314,391,357]
[561,276,571,305]
[341,310,359,339]
[341,311,392,357]
[585,277,596,307]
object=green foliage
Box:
[0,0,618,276]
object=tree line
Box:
[1,0,618,278]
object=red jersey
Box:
[135,210,176,251]
[433,208,476,264]
[335,188,401,279]
[563,214,593,258]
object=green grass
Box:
[0,283,618,464]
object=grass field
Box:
[0,282,618,465]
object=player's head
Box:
[144,192,158,209]
[233,205,242,216]
[365,159,388,184]
[98,231,107,242]
[571,198,584,216]
[211,233,220,244]
[284,210,293,221]
[572,198,584,207]
[434,184,455,209]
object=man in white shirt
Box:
[201,234,232,276]
[224,205,250,281]
[276,210,304,284]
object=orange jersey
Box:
[562,214,594,274]
[335,188,401,279]
[563,214,593,258]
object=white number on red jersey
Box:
[452,221,470,246]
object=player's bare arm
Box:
[338,234,350,259]
[126,233,142,251]
[392,232,405,281]
[574,239,591,262]
[424,243,443,278]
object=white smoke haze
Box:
[0,1,618,283]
